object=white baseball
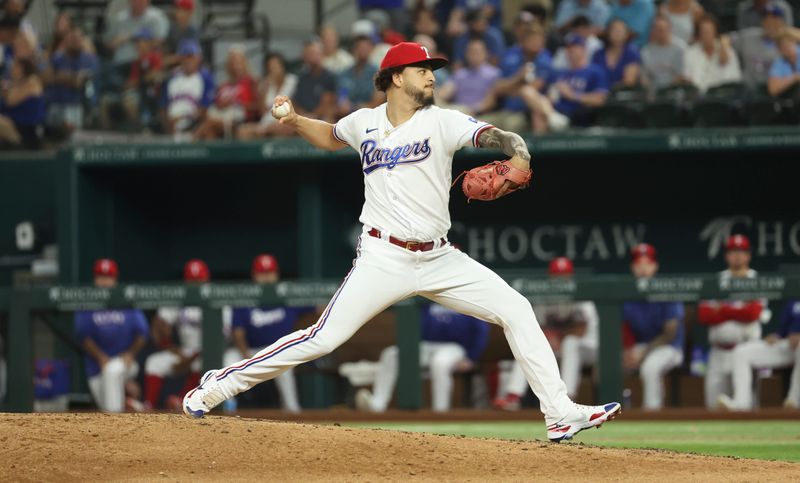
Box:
[273,102,291,118]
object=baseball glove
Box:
[456,160,533,202]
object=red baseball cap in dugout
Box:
[548,257,574,276]
[252,254,279,274]
[380,42,448,71]
[631,243,657,263]
[175,0,194,10]
[93,258,119,278]
[726,234,751,251]
[184,259,210,282]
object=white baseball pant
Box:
[223,347,300,412]
[729,339,800,409]
[706,321,762,408]
[145,349,201,376]
[213,231,575,423]
[369,341,467,412]
[87,357,138,413]
[634,344,682,410]
[506,335,597,399]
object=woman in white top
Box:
[236,53,298,140]
[684,15,742,93]
[660,0,705,46]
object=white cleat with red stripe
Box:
[183,370,227,418]
[547,402,621,442]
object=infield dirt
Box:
[0,413,796,482]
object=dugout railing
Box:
[2,273,799,412]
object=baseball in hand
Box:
[273,102,291,119]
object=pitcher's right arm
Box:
[272,96,347,151]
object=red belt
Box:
[368,228,446,252]
[714,343,737,350]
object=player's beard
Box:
[405,84,435,109]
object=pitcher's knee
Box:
[495,293,535,327]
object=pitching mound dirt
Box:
[0,413,795,482]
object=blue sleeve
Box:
[535,51,553,82]
[626,44,642,64]
[231,308,250,329]
[132,310,150,339]
[593,67,610,92]
[591,49,605,68]
[664,302,685,321]
[466,317,490,363]
[200,69,215,108]
[74,311,93,342]
[769,59,791,79]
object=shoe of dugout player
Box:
[716,394,741,411]
[183,370,226,418]
[547,111,569,132]
[547,402,621,442]
[355,388,374,412]
[492,394,521,411]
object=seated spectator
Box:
[2,0,35,45]
[0,57,44,148]
[488,24,552,132]
[4,29,44,79]
[123,27,163,129]
[236,53,298,140]
[160,39,214,135]
[337,33,383,116]
[413,7,449,59]
[101,0,168,129]
[610,0,656,47]
[521,33,608,133]
[292,39,337,123]
[684,15,742,93]
[446,0,502,38]
[353,19,390,69]
[641,16,688,93]
[738,0,793,30]
[164,0,199,67]
[355,303,489,413]
[554,0,611,36]
[320,24,354,75]
[767,29,800,96]
[439,38,500,115]
[194,47,257,140]
[75,259,149,413]
[452,8,506,66]
[591,18,641,88]
[552,15,603,70]
[730,3,799,89]
[659,0,704,47]
[45,11,73,59]
[45,26,98,132]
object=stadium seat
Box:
[656,84,700,103]
[642,101,692,128]
[593,102,645,129]
[745,98,797,126]
[610,85,647,103]
[705,82,748,100]
[692,99,743,127]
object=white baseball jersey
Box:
[707,269,768,345]
[158,306,203,354]
[333,103,493,241]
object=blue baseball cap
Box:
[178,39,202,56]
[132,26,154,41]
[764,2,785,18]
[564,33,586,47]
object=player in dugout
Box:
[143,259,209,409]
[623,243,686,410]
[494,256,599,410]
[355,302,489,413]
[698,234,770,409]
[75,259,149,412]
[222,254,315,413]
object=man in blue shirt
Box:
[767,30,800,97]
[719,300,800,410]
[337,33,382,116]
[222,254,313,412]
[356,303,489,412]
[46,26,98,130]
[622,243,685,410]
[610,0,655,47]
[75,259,149,412]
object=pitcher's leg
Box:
[274,368,301,412]
[429,343,467,412]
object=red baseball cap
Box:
[252,254,279,275]
[726,234,751,251]
[631,243,657,263]
[548,257,574,276]
[184,259,210,282]
[175,0,194,10]
[380,42,448,71]
[93,258,118,278]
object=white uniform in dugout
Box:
[183,41,620,441]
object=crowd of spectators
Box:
[0,0,799,149]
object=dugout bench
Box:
[3,273,799,412]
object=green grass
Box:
[348,420,800,462]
